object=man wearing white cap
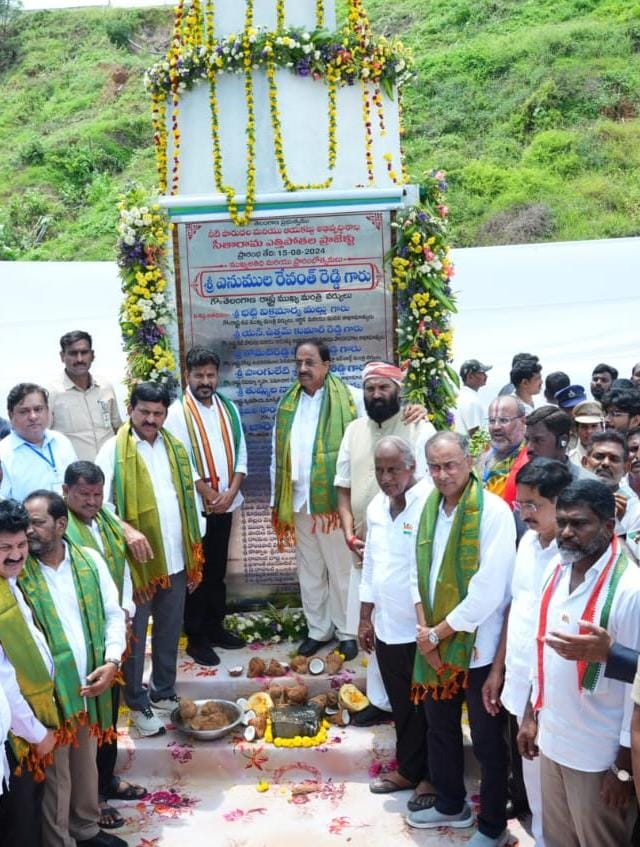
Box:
[455,360,492,437]
[335,360,434,723]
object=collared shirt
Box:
[97,430,202,575]
[502,531,558,718]
[535,543,640,771]
[48,372,122,461]
[88,518,135,617]
[455,385,484,436]
[334,411,434,535]
[0,652,48,794]
[36,543,126,683]
[0,429,77,501]
[270,382,364,511]
[568,441,588,467]
[410,488,516,668]
[165,388,248,512]
[360,477,433,643]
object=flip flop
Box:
[407,790,437,812]
[105,778,148,801]
[369,776,416,794]
[98,804,125,829]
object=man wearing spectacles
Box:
[481,396,527,506]
[602,389,640,434]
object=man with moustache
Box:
[0,499,58,847]
[0,383,77,501]
[582,430,640,540]
[48,331,123,461]
[407,432,516,846]
[455,359,491,437]
[166,347,248,667]
[524,405,597,483]
[481,395,527,505]
[96,382,204,738]
[518,480,640,847]
[591,363,618,402]
[23,491,127,847]
[271,339,364,660]
[483,458,572,846]
[335,360,434,724]
[568,400,604,466]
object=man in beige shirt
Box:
[48,331,122,461]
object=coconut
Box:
[308,656,325,675]
[338,683,370,713]
[247,657,266,678]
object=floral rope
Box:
[391,172,458,429]
[116,186,178,392]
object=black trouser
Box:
[423,664,508,839]
[376,638,429,784]
[97,684,120,800]
[184,511,233,643]
[0,742,45,847]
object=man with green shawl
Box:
[96,382,204,738]
[271,339,364,660]
[406,432,515,847]
[0,498,57,847]
[63,460,147,829]
[23,490,126,847]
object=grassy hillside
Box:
[1,0,640,258]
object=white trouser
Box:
[294,508,355,642]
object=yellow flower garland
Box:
[264,718,331,748]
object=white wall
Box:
[1,236,638,418]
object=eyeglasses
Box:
[487,415,523,426]
[604,410,628,419]
[513,500,540,514]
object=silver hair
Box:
[425,430,470,458]
[374,435,416,469]
[489,395,527,418]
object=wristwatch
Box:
[105,658,121,671]
[610,763,631,783]
[427,628,440,646]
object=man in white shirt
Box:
[0,499,57,847]
[359,437,435,811]
[48,330,123,461]
[23,491,126,847]
[510,353,543,415]
[407,431,516,847]
[335,360,434,724]
[96,382,204,738]
[483,457,573,846]
[455,359,491,436]
[582,429,640,541]
[0,383,77,501]
[518,479,640,847]
[165,347,248,667]
[271,339,364,660]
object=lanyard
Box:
[23,440,56,470]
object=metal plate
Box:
[171,699,244,741]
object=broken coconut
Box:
[338,683,370,713]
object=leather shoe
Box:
[351,703,393,727]
[338,639,358,661]
[186,642,220,666]
[210,628,245,650]
[77,831,128,847]
[297,637,333,657]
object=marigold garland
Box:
[391,171,458,430]
[146,0,414,219]
[116,186,178,392]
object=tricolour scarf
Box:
[272,373,357,550]
[182,389,242,493]
[19,543,115,745]
[483,442,526,502]
[0,579,59,780]
[113,423,203,602]
[533,536,628,710]
[412,474,483,701]
[66,509,126,605]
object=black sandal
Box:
[105,778,148,801]
[98,803,125,829]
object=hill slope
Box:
[1,0,639,259]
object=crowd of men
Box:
[1,330,640,847]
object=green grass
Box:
[1,0,640,257]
